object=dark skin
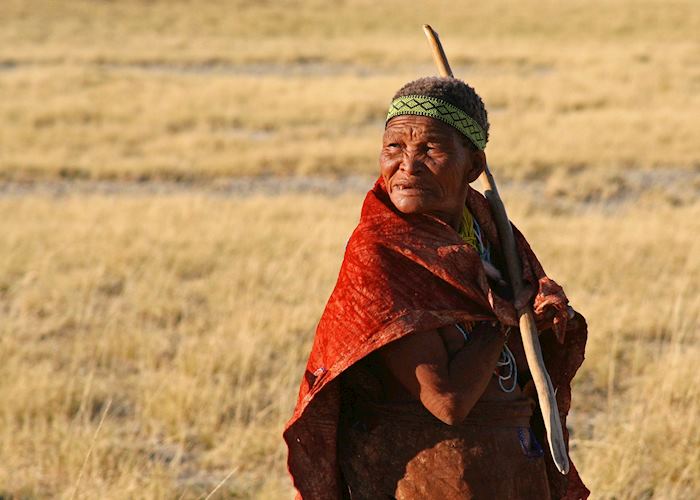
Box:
[381,115,484,230]
[377,115,531,425]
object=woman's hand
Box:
[482,260,506,286]
[482,261,576,335]
[513,283,536,311]
[438,322,504,358]
[437,323,467,357]
[482,258,536,312]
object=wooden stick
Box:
[422,24,570,475]
[423,25,453,78]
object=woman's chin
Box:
[390,195,427,215]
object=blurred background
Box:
[0,1,698,498]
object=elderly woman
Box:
[284,77,589,499]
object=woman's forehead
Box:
[384,115,457,141]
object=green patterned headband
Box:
[386,94,487,150]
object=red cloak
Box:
[284,178,589,499]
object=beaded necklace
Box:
[458,206,517,393]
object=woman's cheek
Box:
[380,156,400,177]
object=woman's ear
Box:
[466,149,486,184]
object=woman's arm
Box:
[377,322,505,425]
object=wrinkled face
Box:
[380,115,484,229]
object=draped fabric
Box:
[284,177,589,499]
[337,395,552,499]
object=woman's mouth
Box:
[393,182,430,195]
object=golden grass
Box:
[1,0,699,181]
[0,189,697,498]
[1,0,698,497]
[0,191,360,498]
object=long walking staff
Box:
[423,24,570,475]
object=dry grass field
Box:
[1,191,698,498]
[1,0,699,182]
[1,1,699,499]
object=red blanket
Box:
[284,178,589,499]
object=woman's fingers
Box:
[482,260,506,285]
[514,284,536,311]
[437,324,467,356]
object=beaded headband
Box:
[386,94,487,150]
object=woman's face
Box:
[380,115,484,229]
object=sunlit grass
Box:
[1,0,698,181]
[1,0,698,497]
[0,191,697,498]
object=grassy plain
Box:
[1,0,699,499]
[0,191,698,498]
[1,0,699,182]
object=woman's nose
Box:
[400,151,425,174]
